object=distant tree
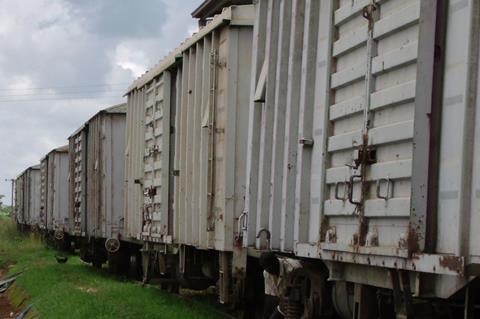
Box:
[0,195,11,216]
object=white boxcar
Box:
[125,4,254,302]
[69,104,126,243]
[125,5,254,251]
[40,146,69,233]
[243,0,480,316]
[15,165,41,227]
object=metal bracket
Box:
[362,3,379,30]
[144,186,157,198]
[353,147,377,169]
[299,138,314,147]
[325,227,337,243]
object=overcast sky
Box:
[0,0,200,204]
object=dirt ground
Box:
[0,269,18,319]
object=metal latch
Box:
[353,147,376,168]
[144,186,157,198]
[362,3,379,29]
[299,138,314,147]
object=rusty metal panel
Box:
[142,71,174,243]
[243,0,480,299]
[69,104,126,240]
[124,88,146,241]
[245,0,420,252]
[40,146,69,232]
[69,129,88,236]
[126,5,254,252]
[318,0,420,256]
[40,156,47,229]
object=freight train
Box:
[12,0,480,318]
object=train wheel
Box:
[283,266,333,319]
[105,238,121,254]
[331,281,354,319]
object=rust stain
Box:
[358,216,368,246]
[407,227,420,256]
[233,234,242,247]
[439,255,464,276]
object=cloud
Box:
[65,0,169,38]
[0,0,200,204]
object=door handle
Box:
[376,177,392,200]
[334,181,350,201]
[237,211,248,234]
[348,175,363,206]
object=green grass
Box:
[0,206,12,217]
[0,217,224,319]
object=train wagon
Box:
[10,0,480,317]
[39,145,70,245]
[14,165,41,230]
[241,0,480,317]
[68,104,127,268]
[124,4,254,301]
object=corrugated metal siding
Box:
[245,0,420,252]
[244,0,480,297]
[244,0,323,251]
[72,107,126,239]
[143,72,174,242]
[70,130,87,236]
[46,155,55,230]
[52,152,69,232]
[40,158,48,229]
[15,173,25,224]
[128,5,254,252]
[109,114,127,238]
[124,88,146,240]
[28,168,41,226]
[319,0,419,255]
[431,0,480,297]
[41,149,70,232]
[437,0,479,257]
